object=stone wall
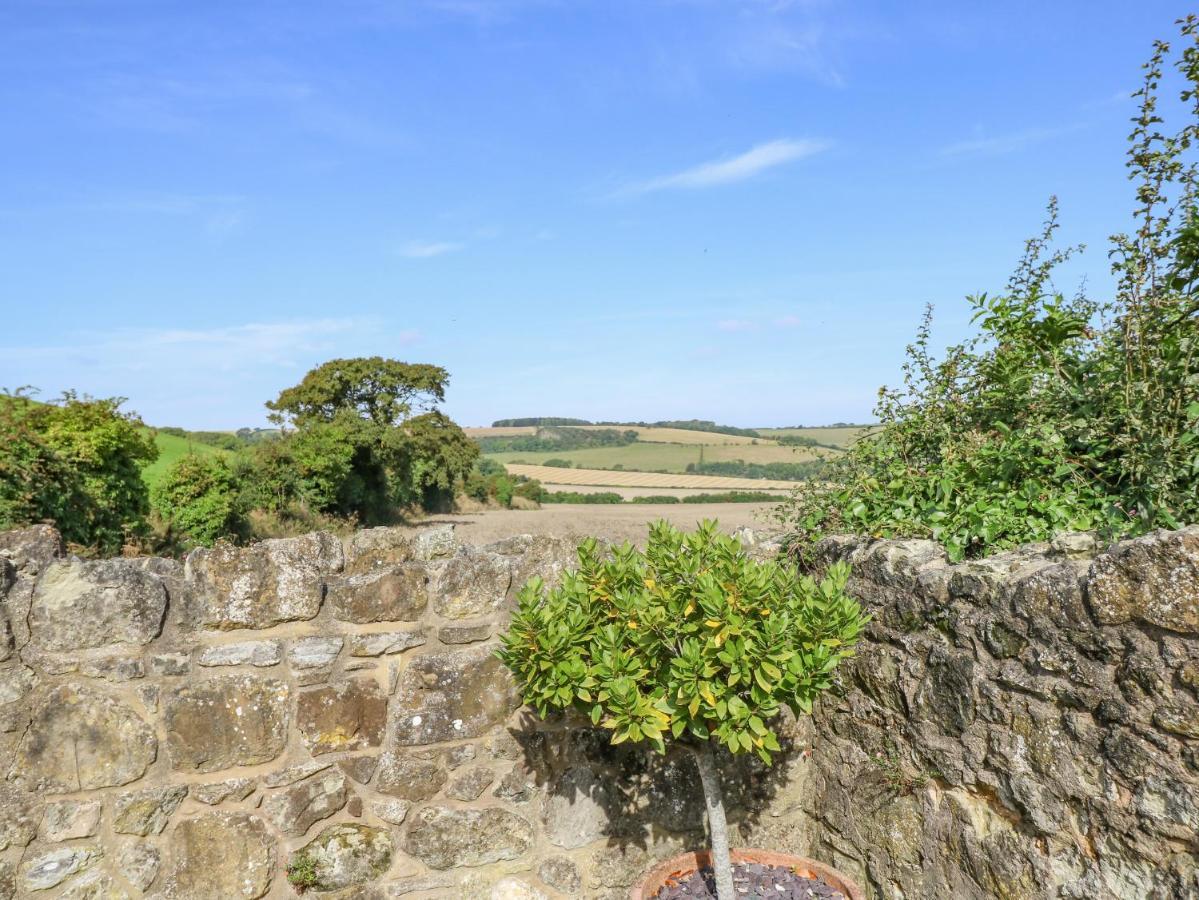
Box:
[0,522,1196,899]
[801,527,1199,899]
[0,523,809,900]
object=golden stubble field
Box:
[505,463,799,491]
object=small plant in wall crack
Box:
[286,852,321,894]
[497,519,868,900]
[867,741,941,799]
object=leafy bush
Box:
[778,21,1199,562]
[0,391,158,554]
[539,490,624,504]
[151,454,248,547]
[683,491,783,503]
[463,460,543,508]
[497,520,866,898]
[541,458,574,468]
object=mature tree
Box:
[257,358,477,520]
[266,358,450,428]
[0,391,158,554]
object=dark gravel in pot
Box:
[651,862,845,899]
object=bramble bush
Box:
[150,454,249,548]
[0,390,158,555]
[778,18,1199,562]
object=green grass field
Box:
[484,441,829,473]
[140,431,232,491]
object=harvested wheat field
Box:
[410,502,779,546]
[506,463,798,490]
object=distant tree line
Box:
[475,426,637,453]
[492,417,593,427]
[686,459,826,481]
[595,419,763,439]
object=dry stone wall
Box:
[801,527,1199,899]
[0,524,798,900]
[0,521,1196,899]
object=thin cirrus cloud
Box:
[617,138,827,198]
[940,124,1081,158]
[398,240,464,258]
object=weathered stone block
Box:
[118,844,159,892]
[29,558,166,651]
[197,640,282,667]
[164,675,289,772]
[0,524,62,574]
[0,783,38,851]
[59,871,130,899]
[288,635,343,671]
[327,564,429,623]
[186,531,342,630]
[192,777,256,805]
[376,749,448,800]
[433,550,512,619]
[538,855,582,895]
[1087,526,1199,633]
[349,629,426,657]
[113,784,187,836]
[439,621,492,645]
[21,846,101,892]
[78,655,145,681]
[290,823,392,892]
[446,765,494,801]
[262,771,349,836]
[338,755,379,784]
[390,643,521,745]
[540,765,617,848]
[297,677,388,755]
[41,800,101,842]
[163,812,275,899]
[346,526,416,573]
[370,797,410,825]
[262,759,331,787]
[10,684,156,792]
[402,806,533,869]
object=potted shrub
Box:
[497,520,868,900]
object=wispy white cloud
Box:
[774,314,802,327]
[717,319,758,333]
[398,240,464,258]
[618,139,826,198]
[940,124,1080,158]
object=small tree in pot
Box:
[497,520,867,899]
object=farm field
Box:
[486,441,828,472]
[754,425,874,448]
[409,502,778,546]
[576,425,766,445]
[506,464,799,491]
[535,484,791,499]
[140,431,230,490]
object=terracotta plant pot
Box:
[630,847,865,900]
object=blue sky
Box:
[1,1,1191,428]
